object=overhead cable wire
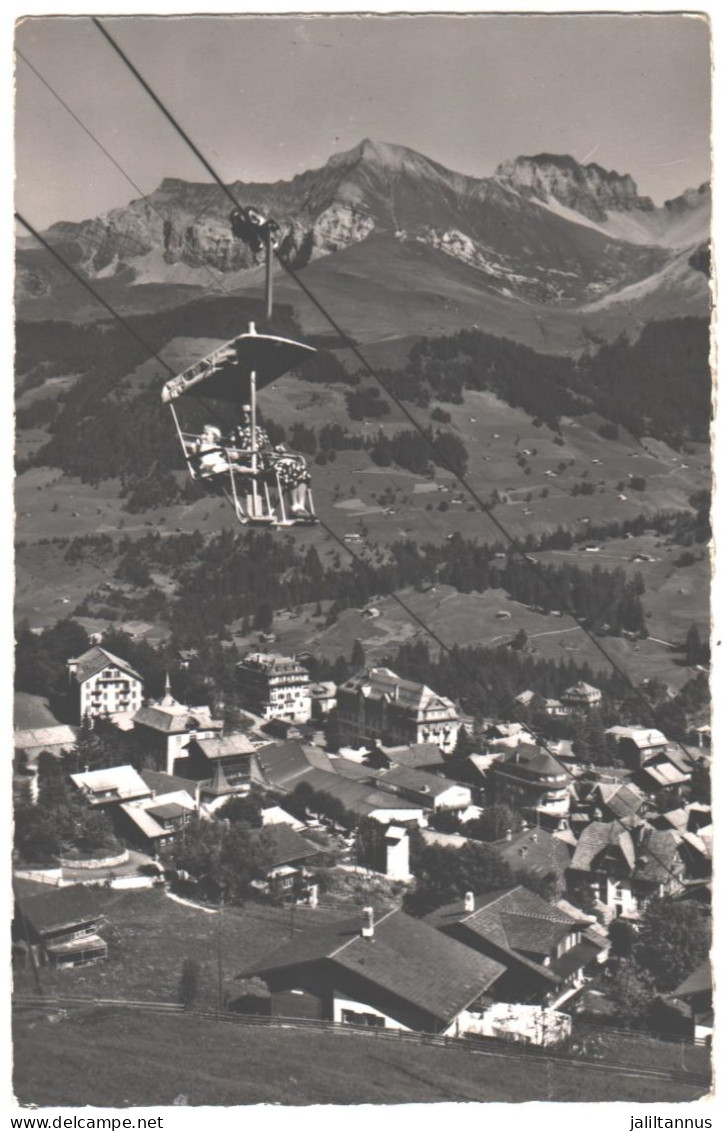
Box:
[16,213,177,379]
[20,43,443,544]
[17,47,243,299]
[14,207,688,889]
[86,15,702,744]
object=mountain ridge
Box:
[16,139,710,353]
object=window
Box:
[341,1009,385,1028]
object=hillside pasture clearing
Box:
[13,1008,707,1106]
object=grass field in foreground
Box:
[13,1009,708,1107]
[12,888,345,1007]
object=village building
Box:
[561,682,602,711]
[237,653,311,723]
[247,825,321,900]
[605,726,669,768]
[588,780,651,824]
[370,742,448,774]
[489,746,572,828]
[69,763,151,807]
[14,724,78,762]
[233,906,505,1033]
[337,667,460,753]
[260,805,306,831]
[119,789,196,855]
[308,681,337,721]
[445,752,501,803]
[133,677,222,774]
[374,764,472,812]
[14,886,108,968]
[694,724,711,751]
[483,723,532,750]
[568,820,686,919]
[491,827,575,897]
[514,690,569,718]
[66,646,143,724]
[180,733,258,800]
[426,886,607,1009]
[253,740,336,791]
[635,745,695,795]
[139,768,201,809]
[383,825,412,881]
[652,958,713,1045]
[289,766,426,826]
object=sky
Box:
[15,13,712,229]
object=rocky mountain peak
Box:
[495,153,654,221]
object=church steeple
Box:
[161,671,176,708]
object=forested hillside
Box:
[17,312,710,491]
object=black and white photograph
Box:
[11,9,714,1110]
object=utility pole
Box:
[216,892,224,1018]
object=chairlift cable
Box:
[85,16,706,750]
[14,211,688,889]
[17,48,246,302]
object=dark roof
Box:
[69,646,142,684]
[426,885,581,982]
[194,734,256,760]
[595,782,647,820]
[139,768,198,801]
[494,746,570,781]
[249,825,319,868]
[377,764,463,798]
[146,801,188,821]
[384,744,446,770]
[550,937,604,978]
[14,692,63,730]
[331,759,378,781]
[570,821,682,885]
[635,828,684,884]
[238,908,504,1025]
[255,741,334,789]
[17,886,103,935]
[134,704,221,735]
[570,821,636,873]
[492,828,573,879]
[298,767,421,818]
[671,957,711,999]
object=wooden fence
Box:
[13,992,711,1089]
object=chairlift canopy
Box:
[161,327,317,406]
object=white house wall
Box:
[332,992,412,1031]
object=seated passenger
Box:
[229,406,272,458]
[192,425,228,477]
[271,448,312,516]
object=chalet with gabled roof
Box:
[426,886,607,1008]
[337,667,460,753]
[237,652,311,723]
[568,820,685,918]
[119,788,195,854]
[69,764,150,807]
[234,907,504,1033]
[561,682,602,710]
[490,745,571,828]
[182,732,257,798]
[133,676,222,774]
[14,886,108,968]
[67,647,143,724]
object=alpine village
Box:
[14,101,713,1106]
